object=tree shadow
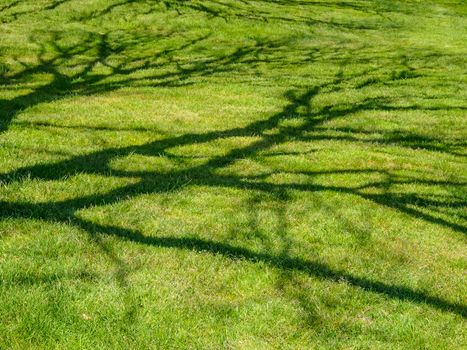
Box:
[1,0,466,325]
[1,80,465,316]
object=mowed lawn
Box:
[0,0,466,348]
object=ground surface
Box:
[0,0,466,349]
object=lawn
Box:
[0,0,466,348]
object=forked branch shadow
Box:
[73,217,467,318]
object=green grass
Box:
[0,0,466,348]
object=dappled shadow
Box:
[1,0,466,322]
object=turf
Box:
[0,0,466,349]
